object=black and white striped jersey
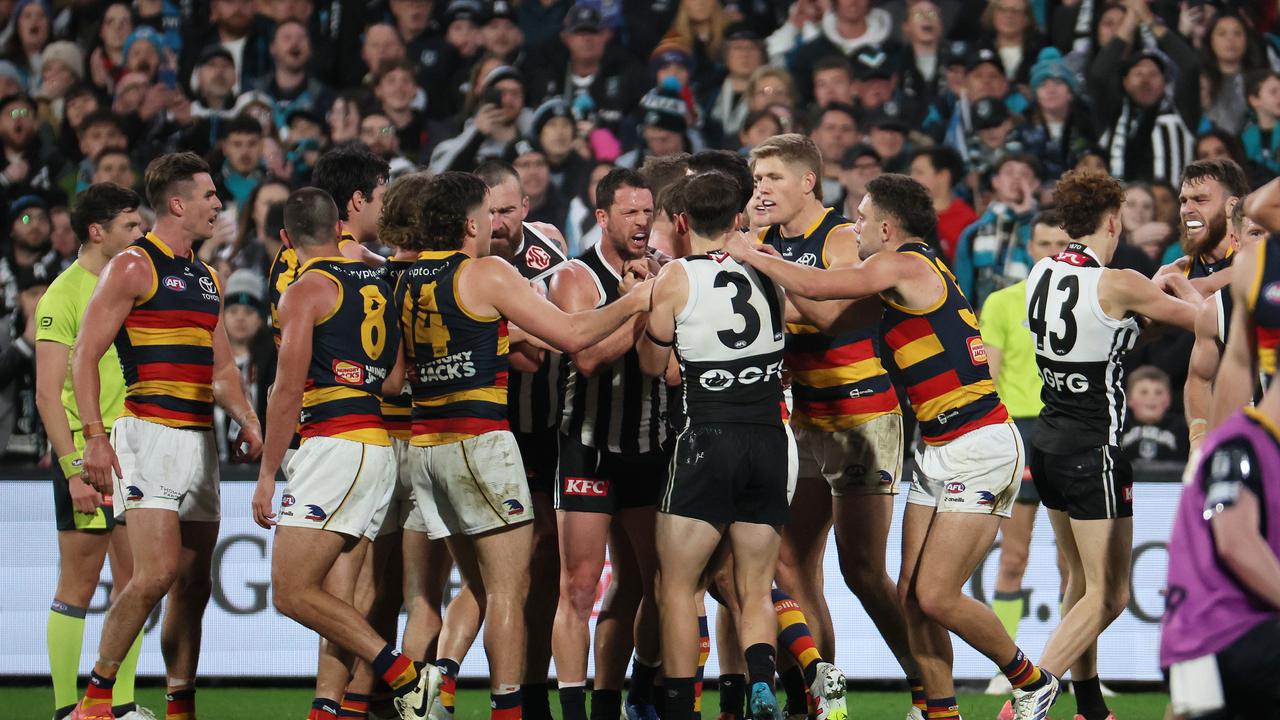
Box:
[560,243,669,454]
[508,222,569,434]
[1026,243,1139,453]
[674,252,785,427]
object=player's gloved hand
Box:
[82,435,121,495]
[235,417,264,462]
[251,476,277,529]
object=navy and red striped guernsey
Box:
[268,231,359,347]
[114,232,222,430]
[296,257,400,446]
[879,241,1010,444]
[397,251,511,446]
[380,258,415,441]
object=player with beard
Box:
[1186,202,1270,451]
[727,174,1035,720]
[747,134,918,715]
[1159,159,1251,293]
[1213,175,1280,425]
[547,168,669,720]
[68,153,264,720]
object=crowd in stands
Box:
[3,0,1279,470]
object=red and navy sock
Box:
[307,697,339,720]
[925,696,960,719]
[908,677,927,714]
[1001,649,1047,692]
[437,658,460,713]
[338,692,370,719]
[80,671,114,714]
[491,688,522,720]
[165,687,196,720]
[374,646,418,696]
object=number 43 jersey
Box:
[1025,243,1139,453]
[674,252,785,427]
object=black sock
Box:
[719,674,746,719]
[1073,676,1109,720]
[663,677,697,720]
[592,688,623,720]
[560,685,588,720]
[654,679,666,718]
[54,705,75,720]
[629,658,661,706]
[780,666,807,716]
[744,644,777,689]
[112,703,137,717]
[522,682,553,720]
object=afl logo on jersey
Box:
[1264,281,1280,305]
[162,275,187,292]
[796,253,818,267]
[967,336,987,365]
[525,245,552,271]
[332,359,365,385]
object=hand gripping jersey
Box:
[296,258,400,445]
[1247,233,1280,390]
[560,243,668,454]
[508,222,569,433]
[1026,243,1139,453]
[398,251,511,447]
[114,232,221,430]
[760,207,899,431]
[379,258,415,442]
[1161,407,1280,668]
[673,252,785,427]
[879,241,1009,444]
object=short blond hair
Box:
[750,133,824,202]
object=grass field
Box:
[5,686,1172,720]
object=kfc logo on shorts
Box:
[976,490,997,506]
[162,275,187,292]
[967,336,987,365]
[945,481,965,494]
[503,499,526,516]
[304,504,328,521]
[564,477,609,497]
[1123,485,1134,503]
[332,360,365,385]
[525,245,552,271]
[281,494,296,507]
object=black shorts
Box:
[662,422,789,527]
[52,462,119,532]
[515,427,558,495]
[554,433,667,513]
[1030,444,1133,520]
[1014,418,1040,504]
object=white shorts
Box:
[784,422,798,504]
[409,430,534,540]
[279,436,396,538]
[907,422,1023,519]
[378,437,428,536]
[794,413,904,496]
[112,416,219,521]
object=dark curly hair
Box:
[378,172,433,251]
[865,174,936,239]
[419,171,490,251]
[1054,169,1125,239]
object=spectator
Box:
[565,160,611,255]
[87,2,133,92]
[618,83,694,169]
[953,152,1040,311]
[417,0,487,122]
[182,45,240,157]
[1120,365,1189,465]
[1193,128,1248,169]
[1089,0,1200,185]
[898,0,945,107]
[745,65,797,115]
[1121,182,1173,268]
[702,22,765,144]
[360,23,408,86]
[1242,68,1280,177]
[808,102,861,204]
[964,96,1025,180]
[180,0,274,91]
[393,0,445,70]
[910,145,975,263]
[737,107,782,153]
[522,4,648,137]
[430,63,530,172]
[36,41,83,126]
[213,268,273,462]
[3,0,51,89]
[667,0,733,93]
[512,141,567,227]
[63,110,127,196]
[531,97,591,201]
[254,19,334,133]
[122,26,166,85]
[91,147,137,190]
[326,90,364,147]
[0,271,45,461]
[941,47,1023,165]
[519,0,575,52]
[810,55,856,111]
[47,205,74,270]
[772,0,895,103]
[224,177,289,275]
[1020,47,1097,182]
[1199,11,1268,135]
[1,194,59,319]
[360,110,417,179]
[0,93,58,199]
[481,1,525,66]
[864,103,911,172]
[837,143,880,221]
[978,0,1044,86]
[213,113,265,208]
[374,59,434,163]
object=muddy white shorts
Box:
[410,430,533,540]
[907,422,1022,518]
[112,416,219,521]
[278,436,396,538]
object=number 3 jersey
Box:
[674,252,785,427]
[1025,243,1139,453]
[296,258,401,445]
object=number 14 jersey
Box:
[1025,243,1139,453]
[674,252,785,427]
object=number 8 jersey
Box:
[674,252,786,427]
[1025,243,1139,453]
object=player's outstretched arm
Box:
[725,231,894,301]
[253,274,330,528]
[1185,298,1222,448]
[340,238,388,268]
[1212,242,1262,428]
[1245,175,1280,233]
[1103,268,1198,331]
[481,257,653,357]
[212,318,263,462]
[71,249,150,493]
[546,260,648,376]
[637,261,686,378]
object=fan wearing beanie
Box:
[1021,47,1098,181]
